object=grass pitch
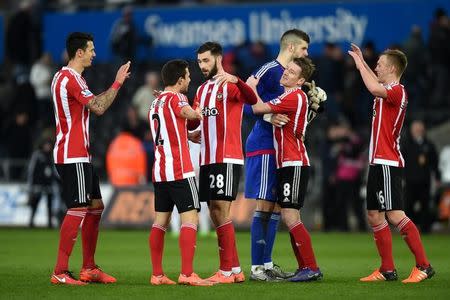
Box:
[0,228,449,299]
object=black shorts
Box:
[199,163,242,202]
[366,164,404,211]
[154,177,200,213]
[55,163,101,209]
[276,166,309,210]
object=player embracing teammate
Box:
[193,42,258,283]
[248,57,323,282]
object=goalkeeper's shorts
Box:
[245,153,277,202]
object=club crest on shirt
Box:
[81,89,93,97]
[216,92,223,101]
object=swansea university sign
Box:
[44,0,450,62]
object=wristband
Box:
[111,81,122,91]
[263,113,273,123]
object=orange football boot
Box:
[205,271,235,284]
[360,269,398,282]
[79,265,116,283]
[150,274,176,285]
[178,273,213,286]
[51,271,87,285]
[402,265,435,283]
[233,271,245,283]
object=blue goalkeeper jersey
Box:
[245,60,285,156]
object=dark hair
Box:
[280,29,310,49]
[161,59,189,86]
[382,49,408,77]
[66,32,94,60]
[292,57,315,81]
[196,41,222,56]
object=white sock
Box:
[232,267,241,274]
[251,265,264,273]
[219,270,233,277]
[264,262,274,270]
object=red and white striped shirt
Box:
[51,67,94,164]
[149,91,195,182]
[369,83,408,167]
[193,79,256,166]
[267,87,309,168]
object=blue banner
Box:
[44,0,450,63]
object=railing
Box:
[0,159,29,182]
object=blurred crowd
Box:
[0,1,449,231]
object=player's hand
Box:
[304,81,327,102]
[214,72,238,86]
[305,81,327,114]
[304,80,317,97]
[309,98,321,112]
[246,75,260,90]
[271,114,290,128]
[188,130,201,143]
[153,89,162,98]
[115,61,131,84]
[194,106,203,121]
[350,43,364,60]
[315,86,327,102]
[347,51,363,70]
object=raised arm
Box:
[348,50,386,98]
[350,43,378,83]
[87,61,131,115]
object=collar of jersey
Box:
[62,66,81,76]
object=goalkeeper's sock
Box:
[289,221,318,271]
[397,217,430,268]
[372,220,395,272]
[149,224,166,276]
[179,223,197,277]
[251,211,270,266]
[263,212,280,267]
[54,209,86,274]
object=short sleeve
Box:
[256,69,277,98]
[67,76,94,105]
[267,94,296,114]
[385,84,404,106]
[171,93,190,117]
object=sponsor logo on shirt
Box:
[202,107,219,117]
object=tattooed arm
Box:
[87,88,119,115]
[87,61,131,115]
